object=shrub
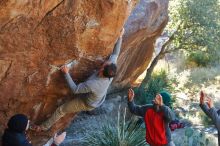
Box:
[187,51,211,67]
[82,108,148,146]
[134,70,175,105]
[188,65,220,84]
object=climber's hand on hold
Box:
[61,65,69,74]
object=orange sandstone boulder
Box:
[0,0,168,145]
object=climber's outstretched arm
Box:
[108,28,124,64]
[61,66,91,94]
[64,72,91,94]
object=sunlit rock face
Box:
[0,0,168,145]
[115,0,169,87]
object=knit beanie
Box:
[160,91,172,108]
[7,114,28,133]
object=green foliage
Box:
[83,109,147,146]
[198,111,213,126]
[188,65,220,84]
[187,51,211,67]
[134,70,175,105]
[166,0,220,64]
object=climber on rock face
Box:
[35,28,124,131]
[2,114,66,146]
[200,91,220,146]
[127,88,176,146]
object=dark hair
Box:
[103,63,117,78]
[7,114,28,133]
[2,114,29,146]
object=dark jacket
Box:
[2,114,57,146]
[2,129,31,146]
[2,114,31,146]
[128,101,175,145]
[2,129,58,146]
[200,103,220,146]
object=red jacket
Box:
[128,101,175,145]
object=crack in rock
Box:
[33,0,65,31]
[0,60,12,83]
[27,71,38,83]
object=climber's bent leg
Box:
[62,97,94,113]
[40,98,93,130]
[40,104,66,131]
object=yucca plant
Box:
[83,107,148,146]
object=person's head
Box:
[99,62,117,78]
[7,114,29,133]
[159,91,172,108]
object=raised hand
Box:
[153,94,163,106]
[128,88,135,102]
[207,97,214,109]
[200,91,205,104]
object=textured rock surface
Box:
[115,0,169,87]
[0,0,168,145]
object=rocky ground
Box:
[60,92,127,146]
